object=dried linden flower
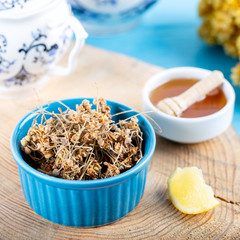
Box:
[231,63,240,85]
[21,98,143,180]
[198,0,240,85]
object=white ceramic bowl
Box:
[142,67,236,144]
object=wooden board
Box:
[0,45,240,240]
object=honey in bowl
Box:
[150,78,227,118]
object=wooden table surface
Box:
[0,45,240,240]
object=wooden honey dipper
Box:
[156,70,224,117]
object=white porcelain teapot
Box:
[0,0,88,98]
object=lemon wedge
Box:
[168,167,219,214]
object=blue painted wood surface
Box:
[82,0,240,135]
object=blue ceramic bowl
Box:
[11,98,156,227]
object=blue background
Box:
[83,0,240,135]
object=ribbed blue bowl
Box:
[10,98,156,227]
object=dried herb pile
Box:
[198,0,240,85]
[21,98,143,180]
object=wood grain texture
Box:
[0,45,239,240]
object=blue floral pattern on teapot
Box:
[0,27,72,87]
[0,0,29,10]
[95,0,117,5]
[0,35,15,74]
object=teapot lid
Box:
[0,0,59,18]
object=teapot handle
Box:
[47,16,88,76]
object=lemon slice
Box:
[168,167,219,214]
